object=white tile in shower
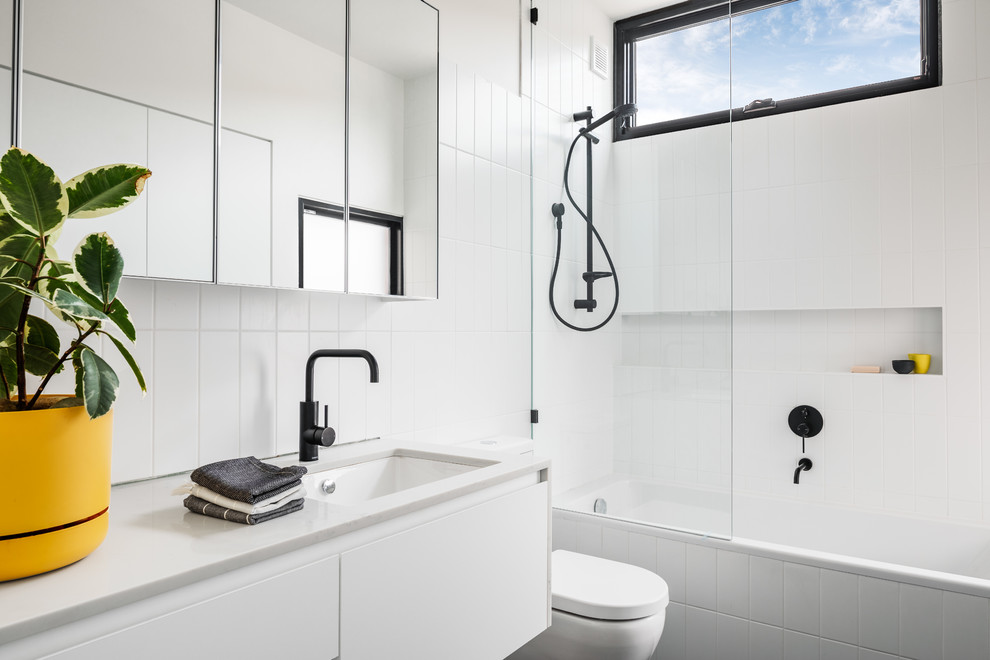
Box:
[108,334,153,483]
[749,557,783,627]
[657,603,686,660]
[946,415,981,503]
[474,158,492,246]
[628,533,658,573]
[601,527,629,563]
[275,332,311,456]
[153,330,199,475]
[783,563,820,636]
[858,577,899,655]
[945,85,979,170]
[943,0,978,85]
[880,253,913,308]
[899,583,943,660]
[946,249,980,333]
[820,569,859,646]
[943,591,990,660]
[748,622,784,660]
[794,109,823,185]
[716,613,750,660]
[199,284,240,331]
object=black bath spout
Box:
[300,349,380,462]
[793,457,813,484]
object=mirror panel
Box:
[0,0,10,148]
[218,0,346,290]
[21,0,215,282]
[349,0,438,297]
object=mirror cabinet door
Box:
[349,0,438,298]
[0,0,10,148]
[21,0,216,282]
[218,0,346,290]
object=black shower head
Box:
[579,102,638,135]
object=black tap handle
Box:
[324,404,328,427]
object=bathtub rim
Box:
[553,507,990,600]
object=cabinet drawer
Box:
[49,555,339,660]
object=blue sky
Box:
[635,0,922,125]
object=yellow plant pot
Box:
[0,400,113,582]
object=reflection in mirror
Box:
[349,0,438,297]
[21,0,215,282]
[218,0,346,290]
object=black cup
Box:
[891,359,915,374]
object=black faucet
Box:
[793,457,812,484]
[299,349,380,462]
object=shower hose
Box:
[548,132,620,332]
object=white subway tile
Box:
[686,606,718,660]
[783,563,820,636]
[717,550,750,619]
[943,0,978,84]
[749,622,784,660]
[239,287,277,331]
[155,280,199,330]
[658,603,687,660]
[456,69,475,152]
[858,577,899,655]
[899,584,943,660]
[717,614,750,660]
[474,77,492,160]
[238,331,277,458]
[198,331,240,465]
[659,538,688,603]
[821,639,858,660]
[783,630,820,660]
[943,592,990,660]
[153,330,199,475]
[820,569,858,645]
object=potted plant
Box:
[0,147,150,581]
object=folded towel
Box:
[183,495,305,525]
[190,457,307,504]
[173,482,306,515]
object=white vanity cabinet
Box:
[20,554,340,660]
[340,482,550,660]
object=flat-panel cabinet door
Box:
[340,484,550,660]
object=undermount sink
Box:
[304,450,495,505]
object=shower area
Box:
[530,0,990,655]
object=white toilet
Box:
[458,437,670,660]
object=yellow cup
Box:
[908,353,931,374]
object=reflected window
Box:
[298,198,403,295]
[615,0,940,138]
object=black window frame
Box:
[613,0,941,141]
[298,198,404,295]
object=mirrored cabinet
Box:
[9,0,438,298]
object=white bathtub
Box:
[557,475,990,585]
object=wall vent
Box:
[591,38,608,79]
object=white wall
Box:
[71,1,534,484]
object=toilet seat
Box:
[551,550,670,621]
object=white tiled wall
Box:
[554,509,990,660]
[97,51,533,484]
[610,0,990,528]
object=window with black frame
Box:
[614,0,940,139]
[298,198,403,295]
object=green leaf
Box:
[0,233,43,282]
[65,164,151,219]
[78,346,118,418]
[0,148,68,237]
[101,332,145,393]
[37,258,73,299]
[0,347,14,399]
[73,350,83,398]
[0,210,22,242]
[106,297,136,342]
[73,233,123,306]
[48,396,83,409]
[23,315,61,376]
[51,288,109,322]
[0,280,27,333]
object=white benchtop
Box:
[0,439,548,645]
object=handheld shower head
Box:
[578,102,638,135]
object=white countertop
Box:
[0,439,549,645]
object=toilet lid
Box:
[551,550,670,621]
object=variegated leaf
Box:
[65,164,151,219]
[78,346,118,418]
[73,233,123,306]
[0,148,68,237]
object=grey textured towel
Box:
[183,495,305,525]
[190,456,307,504]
